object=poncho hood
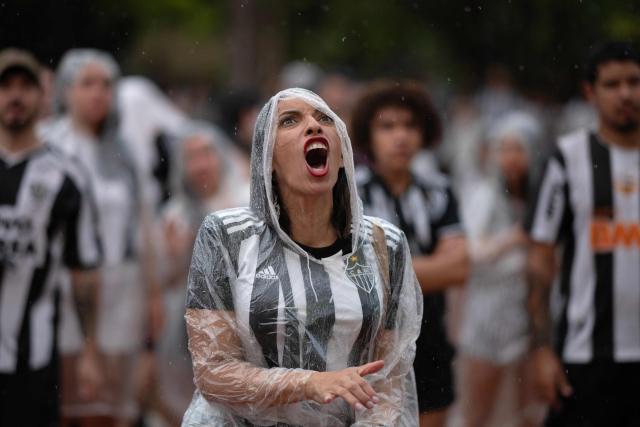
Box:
[249,88,363,255]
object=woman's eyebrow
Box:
[278,109,301,117]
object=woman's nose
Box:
[304,116,323,135]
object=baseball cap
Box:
[0,48,41,86]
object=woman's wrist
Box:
[302,370,319,400]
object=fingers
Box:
[556,370,573,398]
[335,387,363,410]
[358,377,378,400]
[310,364,383,411]
[346,378,376,408]
[335,385,376,411]
[336,372,379,410]
[357,359,384,376]
[323,392,336,404]
[540,368,572,410]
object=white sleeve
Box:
[526,152,568,244]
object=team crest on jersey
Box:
[30,182,48,201]
[615,174,638,196]
[345,255,375,293]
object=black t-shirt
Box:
[296,235,352,259]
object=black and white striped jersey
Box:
[183,88,423,427]
[186,207,408,373]
[527,129,640,363]
[0,144,100,373]
[355,168,463,256]
[355,167,464,360]
[185,207,421,426]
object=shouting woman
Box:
[182,88,422,426]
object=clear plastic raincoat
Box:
[182,88,422,426]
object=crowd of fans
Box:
[2,41,629,427]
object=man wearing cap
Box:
[0,48,102,426]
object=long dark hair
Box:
[273,167,352,240]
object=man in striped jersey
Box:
[0,49,102,426]
[351,81,469,427]
[527,41,640,426]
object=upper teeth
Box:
[306,142,327,153]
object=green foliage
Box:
[3,0,638,98]
[123,0,227,36]
[274,0,640,98]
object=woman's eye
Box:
[319,114,334,123]
[280,117,296,126]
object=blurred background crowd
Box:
[2,1,639,426]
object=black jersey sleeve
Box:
[57,175,102,269]
[433,187,464,239]
[186,214,235,311]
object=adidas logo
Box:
[255,265,279,281]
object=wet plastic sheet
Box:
[183,89,422,426]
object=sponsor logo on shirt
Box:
[0,213,37,266]
[591,219,640,252]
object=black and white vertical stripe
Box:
[187,208,404,374]
[355,168,463,255]
[527,129,640,363]
[0,145,100,373]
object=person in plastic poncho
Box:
[182,88,423,427]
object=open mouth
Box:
[304,137,329,177]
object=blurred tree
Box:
[277,0,640,99]
[1,0,639,100]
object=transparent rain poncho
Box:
[459,111,541,364]
[183,88,422,426]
